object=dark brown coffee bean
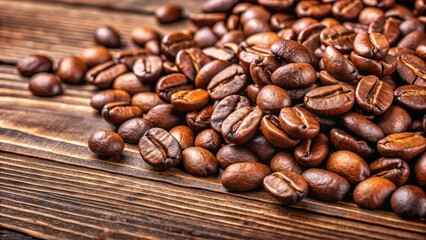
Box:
[354,32,389,60]
[327,150,370,186]
[292,17,319,36]
[399,18,425,36]
[17,55,53,77]
[359,7,384,25]
[354,177,396,209]
[194,129,222,154]
[170,89,209,112]
[57,56,87,84]
[394,85,426,112]
[117,118,151,144]
[80,45,112,68]
[216,144,258,169]
[195,60,231,89]
[258,0,294,11]
[256,85,291,115]
[132,55,163,83]
[297,23,325,55]
[161,32,196,60]
[397,31,426,50]
[270,40,313,64]
[186,105,214,131]
[28,73,63,97]
[377,132,426,160]
[212,21,228,37]
[414,153,426,189]
[182,147,218,177]
[112,73,151,96]
[210,95,250,133]
[222,107,263,145]
[279,106,320,140]
[396,54,426,86]
[203,46,237,62]
[304,85,355,116]
[350,52,397,77]
[355,75,393,115]
[221,162,271,192]
[302,168,350,201]
[295,1,331,19]
[169,125,194,150]
[270,152,304,174]
[155,73,193,102]
[101,102,142,126]
[138,128,182,171]
[176,48,211,81]
[330,128,374,158]
[145,39,161,56]
[376,105,411,135]
[368,16,400,46]
[112,49,149,69]
[91,89,130,112]
[88,130,124,157]
[240,5,271,23]
[188,12,227,28]
[86,61,128,89]
[416,43,426,60]
[388,47,415,58]
[131,92,165,113]
[287,83,321,102]
[341,112,384,142]
[391,185,426,219]
[320,25,356,53]
[277,28,296,40]
[264,170,309,205]
[247,84,260,104]
[369,157,410,186]
[271,63,317,89]
[155,4,183,24]
[194,27,219,49]
[207,64,248,100]
[332,0,363,21]
[246,32,281,49]
[294,133,329,167]
[131,26,160,47]
[94,25,120,48]
[270,13,293,31]
[202,0,238,13]
[323,46,359,83]
[260,115,300,149]
[145,104,183,130]
[249,56,281,88]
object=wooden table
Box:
[0,1,425,239]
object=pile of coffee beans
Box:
[16,0,426,220]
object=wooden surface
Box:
[0,1,425,239]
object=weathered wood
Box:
[0,228,37,240]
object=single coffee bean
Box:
[194,129,222,154]
[17,55,53,77]
[242,18,272,37]
[132,55,163,83]
[161,32,196,60]
[394,85,426,112]
[131,26,160,47]
[145,104,183,130]
[327,150,370,186]
[207,64,248,100]
[112,49,149,69]
[369,157,410,186]
[388,47,415,58]
[353,32,390,60]
[260,115,300,149]
[90,89,130,112]
[117,118,151,144]
[355,75,393,115]
[295,1,332,19]
[194,27,220,49]
[377,132,426,160]
[249,56,281,88]
[88,130,124,157]
[170,89,209,112]
[202,0,238,13]
[131,92,165,113]
[188,12,227,28]
[292,17,319,36]
[277,28,296,40]
[271,63,317,89]
[244,132,279,164]
[216,144,258,169]
[270,151,304,174]
[222,107,263,145]
[354,177,397,209]
[176,48,211,82]
[414,153,426,189]
[376,105,411,135]
[332,0,363,21]
[155,4,183,24]
[195,60,231,89]
[264,170,309,205]
[94,25,120,48]
[240,5,271,23]
[169,125,194,150]
[304,85,355,116]
[258,0,294,11]
[212,21,228,37]
[57,56,87,84]
[182,147,218,177]
[80,45,112,68]
[203,46,237,62]
[270,40,313,64]
[323,46,358,83]
[256,85,291,115]
[246,32,281,49]
[155,73,193,102]
[297,23,326,54]
[101,102,142,126]
[416,43,426,60]
[294,133,329,167]
[86,61,128,89]
[186,105,214,131]
[270,13,294,31]
[341,112,384,142]
[390,185,426,219]
[330,128,374,158]
[397,31,426,50]
[247,84,260,104]
[320,25,356,53]
[363,0,395,8]
[350,52,397,77]
[28,73,63,97]
[359,7,384,25]
[138,128,182,171]
[113,73,151,96]
[238,43,273,72]
[279,106,320,140]
[302,168,350,202]
[221,162,271,192]
[396,53,426,86]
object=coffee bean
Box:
[169,125,194,150]
[80,45,112,68]
[155,4,183,24]
[377,132,426,160]
[194,129,222,154]
[221,162,271,192]
[132,55,163,83]
[354,177,396,209]
[350,52,397,77]
[145,104,183,130]
[91,89,130,112]
[287,82,321,102]
[332,0,363,21]
[270,152,304,174]
[249,56,281,87]
[355,75,393,115]
[341,112,384,142]
[170,89,209,112]
[112,49,149,69]
[216,144,258,169]
[212,21,228,37]
[131,26,160,47]
[88,130,124,157]
[29,73,63,97]
[203,46,237,62]
[256,85,291,115]
[294,133,329,167]
[304,85,355,116]
[195,60,231,89]
[270,40,313,64]
[57,56,87,84]
[240,5,271,23]
[161,32,196,60]
[258,0,294,11]
[242,18,271,37]
[263,170,309,205]
[390,185,426,219]
[101,102,142,126]
[389,47,415,58]
[320,25,356,53]
[376,105,411,135]
[369,157,410,186]
[368,16,400,46]
[247,84,260,104]
[113,73,152,96]
[163,61,180,74]
[295,1,331,19]
[86,61,128,89]
[138,128,182,171]
[354,32,389,60]
[416,43,426,60]
[246,32,281,49]
[397,31,426,50]
[396,53,426,86]
[414,153,426,189]
[270,13,293,31]
[202,0,238,13]
[271,63,317,89]
[302,168,350,202]
[244,132,279,164]
[260,115,300,149]
[298,23,326,53]
[131,92,165,113]
[207,64,248,100]
[117,118,151,144]
[188,12,227,28]
[327,150,370,186]
[278,28,296,40]
[292,17,319,36]
[359,7,384,25]
[279,106,320,140]
[330,128,374,158]
[182,147,218,177]
[194,27,219,49]
[239,43,273,72]
[155,73,193,102]
[186,105,214,131]
[394,85,426,112]
[17,55,53,77]
[94,25,120,48]
[323,46,359,83]
[222,107,263,145]
[176,48,211,81]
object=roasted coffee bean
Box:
[390,185,426,219]
[263,170,309,205]
[163,60,180,74]
[17,55,53,77]
[287,83,320,102]
[377,132,426,160]
[211,95,250,133]
[155,4,183,24]
[94,25,120,48]
[170,89,209,112]
[353,32,389,60]
[101,102,142,126]
[271,63,317,89]
[161,32,196,60]
[320,18,340,28]
[302,168,350,202]
[341,112,384,142]
[330,128,374,158]
[368,17,400,46]
[242,18,271,37]
[131,26,160,47]
[202,0,238,13]
[397,31,426,50]
[207,64,247,100]
[414,153,426,189]
[396,54,426,86]
[394,85,426,112]
[176,48,211,81]
[249,56,281,87]
[355,75,393,115]
[369,157,410,186]
[221,162,271,192]
[363,0,395,8]
[186,105,214,131]
[277,28,296,40]
[319,70,344,85]
[270,40,312,64]
[343,22,369,34]
[86,61,128,89]
[294,133,329,167]
[240,5,271,23]
[350,52,397,77]
[194,27,219,49]
[29,73,63,97]
[323,46,358,83]
[132,55,163,83]
[270,13,293,31]
[145,104,183,130]
[258,0,294,11]
[80,45,112,68]
[188,12,227,28]
[222,107,263,145]
[195,60,231,89]
[320,25,356,53]
[295,1,331,19]
[297,23,325,54]
[260,115,300,149]
[155,73,193,102]
[131,92,165,113]
[327,150,370,186]
[247,84,260,104]
[112,49,149,68]
[216,144,258,169]
[194,129,222,154]
[212,21,228,37]
[182,147,218,177]
[118,118,151,144]
[292,17,319,36]
[246,32,281,49]
[384,5,412,21]
[138,128,182,171]
[244,132,279,164]
[416,43,426,60]
[169,125,194,150]
[279,106,320,140]
[376,105,411,135]
[57,56,87,84]
[88,130,124,157]
[354,177,396,209]
[270,152,304,174]
[113,73,151,95]
[91,89,130,112]
[332,0,363,21]
[388,47,415,58]
[359,7,384,25]
[256,85,291,115]
[238,43,273,72]
[304,85,355,116]
[399,18,425,37]
[203,46,237,62]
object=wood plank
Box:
[0,228,37,240]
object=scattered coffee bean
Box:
[222,106,263,145]
[326,150,370,187]
[182,147,218,177]
[354,177,396,209]
[57,56,87,84]
[216,144,257,169]
[17,55,53,77]
[113,72,152,95]
[414,153,426,189]
[131,26,160,47]
[302,168,350,202]
[390,185,426,219]
[94,25,121,48]
[294,133,329,167]
[263,170,309,205]
[133,55,163,83]
[88,130,124,157]
[279,106,320,140]
[156,4,183,24]
[169,125,195,150]
[101,102,143,126]
[221,162,271,192]
[194,129,222,154]
[80,45,112,68]
[270,151,304,174]
[186,105,214,131]
[90,89,130,112]
[377,132,426,160]
[118,118,151,144]
[131,92,165,113]
[369,157,410,186]
[29,73,63,97]
[145,104,183,130]
[86,61,128,89]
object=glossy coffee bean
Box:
[94,25,120,48]
[131,92,165,113]
[394,85,426,112]
[270,13,293,31]
[188,12,227,28]
[86,61,128,89]
[270,40,313,64]
[221,162,271,192]
[354,177,396,209]
[353,32,389,60]
[249,56,281,87]
[182,147,218,177]
[222,107,263,145]
[359,7,384,25]
[304,85,355,116]
[202,0,238,13]
[169,125,194,150]
[355,75,393,115]
[112,49,149,69]
[207,64,247,100]
[101,102,142,126]
[368,17,400,47]
[330,128,374,158]
[320,25,356,53]
[302,168,350,202]
[332,0,363,21]
[186,105,214,131]
[194,27,219,49]
[211,95,250,132]
[247,84,260,104]
[245,32,281,49]
[195,60,231,89]
[131,26,160,47]
[414,153,426,189]
[294,133,329,167]
[270,152,304,174]
[145,104,183,130]
[90,89,130,112]
[155,73,193,102]
[29,73,63,97]
[138,128,182,171]
[256,85,291,115]
[117,118,151,144]
[323,46,358,83]
[271,63,317,89]
[326,150,370,186]
[170,89,209,112]
[261,115,300,149]
[216,144,258,169]
[57,56,87,84]
[132,55,163,83]
[377,132,426,160]
[161,32,196,60]
[88,130,124,157]
[258,0,293,11]
[238,43,273,72]
[279,106,320,140]
[204,45,237,63]
[350,52,397,77]
[242,18,271,37]
[376,105,411,135]
[80,45,112,68]
[341,112,384,142]
[244,132,279,164]
[397,31,426,50]
[263,170,309,205]
[416,43,426,60]
[155,4,183,24]
[295,1,332,19]
[390,185,426,219]
[396,54,426,86]
[17,55,53,77]
[369,157,410,186]
[113,73,151,96]
[176,48,211,82]
[194,129,222,154]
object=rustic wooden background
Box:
[0,0,425,239]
